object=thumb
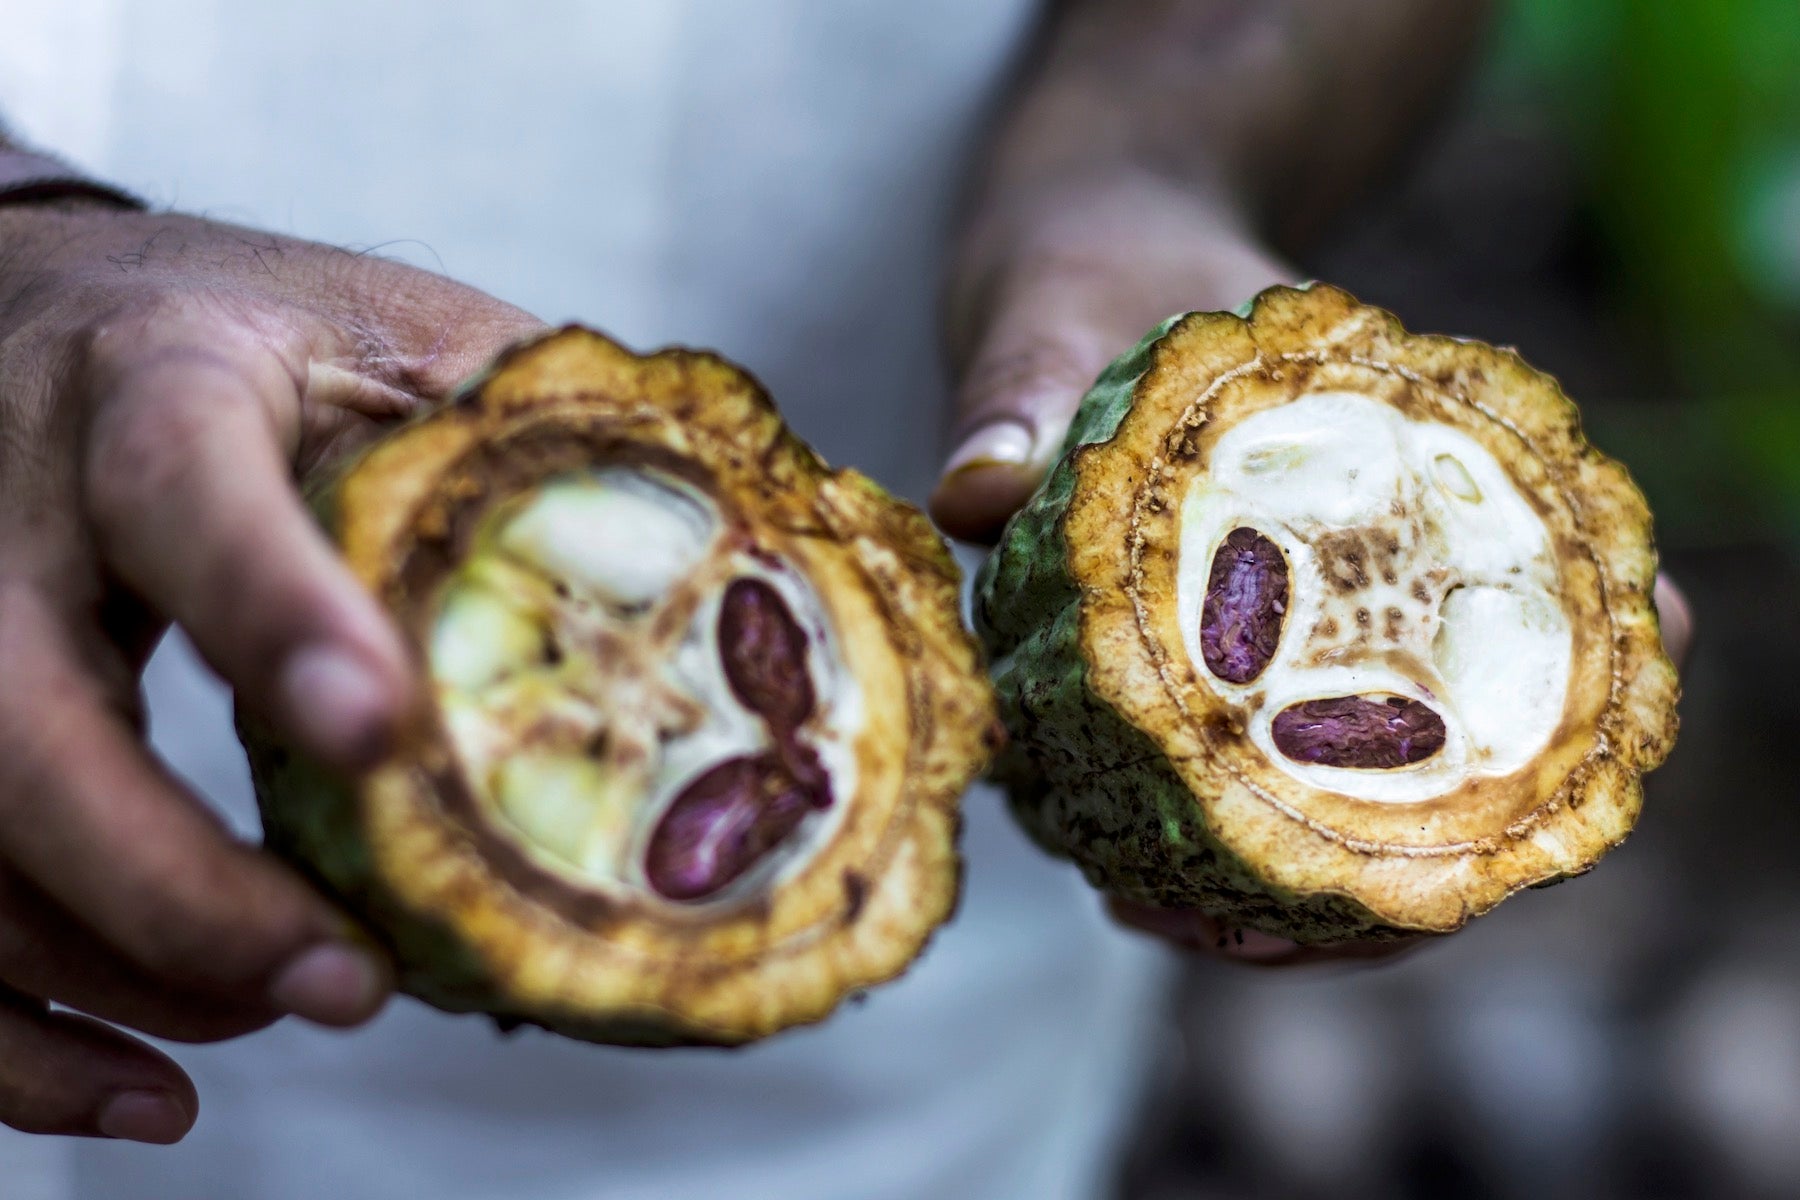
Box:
[930,188,1292,544]
[930,269,1144,544]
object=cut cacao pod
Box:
[975,284,1679,943]
[239,327,996,1045]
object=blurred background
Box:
[1,3,1795,1198]
[1119,2,1800,1197]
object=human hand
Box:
[929,172,1291,544]
[929,178,1696,967]
[0,199,544,1142]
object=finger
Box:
[0,990,196,1143]
[81,327,411,768]
[1106,896,1305,963]
[353,284,548,401]
[932,181,1290,543]
[1106,896,1425,968]
[0,588,390,1027]
[296,285,548,473]
[1655,571,1692,672]
[0,868,276,1044]
[931,258,1160,543]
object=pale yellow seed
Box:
[493,752,620,869]
[430,579,547,693]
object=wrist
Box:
[947,167,1293,368]
[0,153,149,268]
[0,146,145,214]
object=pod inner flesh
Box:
[1174,391,1572,803]
[426,466,863,902]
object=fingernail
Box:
[942,420,1037,476]
[269,942,390,1027]
[98,1090,192,1144]
[279,644,395,767]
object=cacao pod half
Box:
[241,328,996,1045]
[975,284,1679,943]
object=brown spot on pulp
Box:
[1316,529,1371,593]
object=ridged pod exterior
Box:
[240,327,997,1045]
[975,285,1678,942]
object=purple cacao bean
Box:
[1271,696,1446,768]
[1200,527,1288,684]
[719,578,815,731]
[645,752,831,902]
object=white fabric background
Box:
[0,3,1174,1198]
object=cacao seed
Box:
[644,752,830,901]
[1271,695,1446,769]
[718,578,815,731]
[1200,527,1289,684]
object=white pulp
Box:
[498,467,717,608]
[1175,391,1573,803]
[425,467,862,893]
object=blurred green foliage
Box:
[1498,0,1800,545]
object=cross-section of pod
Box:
[975,284,1679,943]
[239,327,996,1045]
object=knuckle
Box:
[123,916,274,995]
[76,292,271,407]
[81,394,214,531]
[80,373,266,538]
[338,268,542,399]
[0,872,276,1045]
[70,295,182,376]
[115,856,308,994]
[959,338,1095,413]
[0,601,97,787]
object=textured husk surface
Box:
[240,327,997,1045]
[974,285,1679,943]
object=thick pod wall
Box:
[975,285,1678,943]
